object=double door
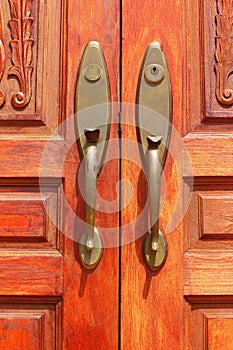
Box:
[0,0,233,349]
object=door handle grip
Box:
[147,136,163,252]
[144,136,168,271]
[78,128,103,269]
[84,128,100,251]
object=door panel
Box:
[0,297,62,349]
[0,0,66,347]
[62,1,120,348]
[121,0,184,348]
[183,0,233,348]
[121,0,233,348]
[0,0,120,348]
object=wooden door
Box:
[0,0,119,348]
[0,0,233,349]
[121,0,233,349]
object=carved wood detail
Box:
[0,8,5,107]
[215,0,233,105]
[8,0,34,108]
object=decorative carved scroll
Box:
[8,0,34,108]
[0,9,6,107]
[215,0,233,105]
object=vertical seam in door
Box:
[118,0,122,348]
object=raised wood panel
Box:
[183,136,233,177]
[0,196,50,244]
[185,183,233,296]
[0,253,63,295]
[0,181,62,250]
[187,185,233,248]
[0,179,63,296]
[0,0,65,134]
[186,299,233,350]
[207,316,233,349]
[184,251,233,295]
[199,194,233,239]
[0,141,65,177]
[0,209,44,239]
[185,183,233,298]
[0,298,61,349]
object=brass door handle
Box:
[77,128,103,269]
[83,128,101,252]
[137,42,172,271]
[147,136,164,252]
[144,136,168,271]
[75,41,111,269]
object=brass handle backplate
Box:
[74,41,111,269]
[137,42,172,271]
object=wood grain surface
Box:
[62,0,120,348]
[0,0,120,348]
[121,0,184,348]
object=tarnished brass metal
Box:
[77,127,103,269]
[75,41,110,269]
[79,228,103,270]
[137,41,172,169]
[147,136,163,252]
[75,41,111,172]
[84,64,102,82]
[144,64,165,84]
[144,136,168,271]
[137,42,172,272]
[144,231,167,272]
[84,128,100,252]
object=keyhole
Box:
[144,64,164,84]
[151,66,157,75]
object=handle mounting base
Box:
[143,230,168,272]
[78,227,103,270]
